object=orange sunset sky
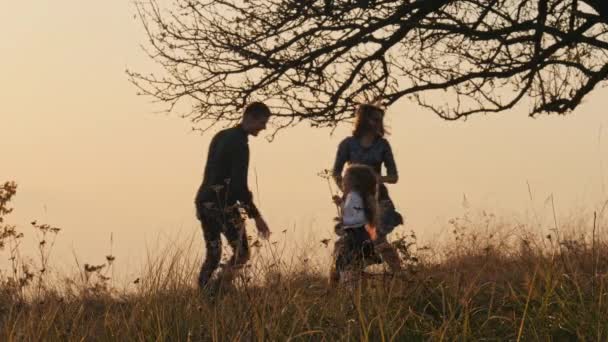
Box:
[2,1,608,276]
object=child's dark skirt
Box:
[335,226,381,273]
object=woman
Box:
[332,103,403,274]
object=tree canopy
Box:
[129,0,608,132]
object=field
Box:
[2,181,608,341]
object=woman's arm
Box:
[333,175,344,191]
[380,175,399,184]
[332,138,350,191]
[382,139,399,184]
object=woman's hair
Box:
[352,103,385,138]
[344,164,380,227]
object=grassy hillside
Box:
[1,182,607,341]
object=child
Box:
[333,164,382,284]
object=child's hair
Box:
[344,164,380,227]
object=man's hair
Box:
[243,102,271,119]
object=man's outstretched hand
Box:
[254,216,271,240]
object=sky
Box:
[2,1,608,277]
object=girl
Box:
[332,103,403,274]
[334,164,382,284]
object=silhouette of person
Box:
[331,103,404,281]
[195,102,271,290]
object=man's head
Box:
[241,102,271,136]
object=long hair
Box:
[343,164,380,228]
[352,103,385,138]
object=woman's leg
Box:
[374,233,402,273]
[376,198,403,273]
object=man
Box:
[195,102,271,289]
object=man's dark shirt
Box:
[195,125,260,218]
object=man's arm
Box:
[228,136,270,239]
[228,139,260,218]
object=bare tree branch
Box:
[128,0,608,133]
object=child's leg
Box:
[335,241,350,277]
[329,238,345,286]
[335,233,356,283]
[337,228,368,285]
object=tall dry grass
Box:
[1,181,607,340]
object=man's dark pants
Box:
[198,208,250,288]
